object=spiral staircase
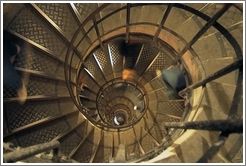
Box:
[2,3,243,163]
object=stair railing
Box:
[64,3,243,162]
[3,141,60,163]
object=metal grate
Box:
[74,3,98,21]
[35,3,78,39]
[142,51,173,82]
[108,43,123,73]
[3,82,20,98]
[60,130,83,156]
[10,8,66,56]
[134,43,155,74]
[4,101,60,130]
[155,113,180,123]
[148,51,173,71]
[158,101,184,117]
[16,119,69,147]
[26,75,58,96]
[93,49,112,77]
[85,55,106,85]
[13,47,59,74]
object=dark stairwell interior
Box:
[2,3,243,163]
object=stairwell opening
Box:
[75,35,193,133]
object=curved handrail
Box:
[64,3,243,162]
